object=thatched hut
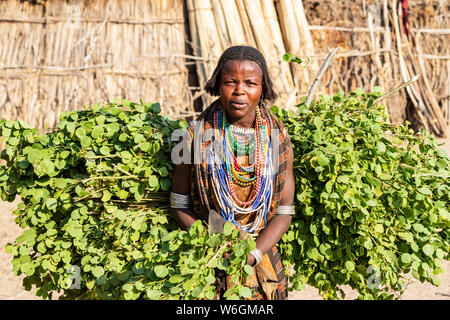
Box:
[0,0,448,137]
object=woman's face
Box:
[218,59,263,127]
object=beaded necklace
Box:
[209,104,273,233]
[227,127,255,154]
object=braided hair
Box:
[204,46,278,103]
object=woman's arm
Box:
[170,163,198,229]
[247,142,295,266]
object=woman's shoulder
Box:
[266,108,290,140]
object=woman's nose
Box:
[233,82,244,94]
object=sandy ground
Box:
[1,138,449,301]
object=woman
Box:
[170,46,295,300]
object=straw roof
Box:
[0,0,448,137]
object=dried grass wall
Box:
[302,0,449,137]
[0,0,194,131]
[187,0,449,137]
[0,0,448,138]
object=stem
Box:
[205,241,232,270]
[81,175,140,184]
[74,187,107,202]
[85,154,120,159]
[112,163,133,177]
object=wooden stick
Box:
[218,0,246,44]
[373,74,420,104]
[415,33,449,137]
[305,46,339,107]
[307,26,450,35]
[392,0,423,116]
[307,48,391,60]
[0,17,185,24]
[308,25,384,32]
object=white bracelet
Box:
[275,205,295,215]
[170,192,192,209]
[249,248,264,266]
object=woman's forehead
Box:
[221,59,263,77]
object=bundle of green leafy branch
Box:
[1,91,449,300]
[0,100,256,300]
[276,89,449,299]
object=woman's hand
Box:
[247,253,256,266]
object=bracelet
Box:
[170,192,192,209]
[275,205,295,215]
[249,248,264,266]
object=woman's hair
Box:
[204,45,278,102]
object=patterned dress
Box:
[186,99,292,300]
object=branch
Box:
[373,75,420,104]
[305,46,340,107]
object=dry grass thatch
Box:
[300,0,449,137]
[0,0,195,130]
[186,0,449,137]
[0,0,448,137]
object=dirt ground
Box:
[1,138,449,300]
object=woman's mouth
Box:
[229,101,247,109]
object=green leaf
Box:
[154,265,168,278]
[21,263,35,276]
[45,198,58,210]
[146,289,161,299]
[16,229,36,244]
[148,175,159,188]
[400,253,412,264]
[418,187,432,196]
[367,200,378,207]
[37,242,46,254]
[169,275,184,284]
[422,244,434,257]
[160,178,171,191]
[238,286,252,298]
[244,264,254,276]
[91,126,104,138]
[80,136,92,148]
[223,222,234,236]
[205,273,216,284]
[345,261,355,272]
[377,141,386,154]
[317,153,329,167]
[314,117,323,130]
[149,103,161,114]
[26,148,43,163]
[310,223,318,235]
[92,266,104,278]
[100,145,110,155]
[75,127,86,138]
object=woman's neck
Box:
[225,108,256,129]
